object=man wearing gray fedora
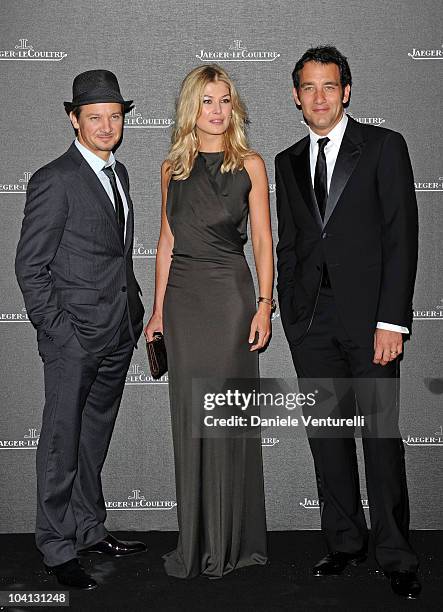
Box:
[15,70,146,590]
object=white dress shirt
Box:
[308,114,408,334]
[309,112,348,192]
[74,139,128,240]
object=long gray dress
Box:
[162,152,268,578]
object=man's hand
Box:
[373,329,403,366]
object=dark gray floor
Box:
[0,531,440,611]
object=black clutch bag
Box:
[146,332,167,379]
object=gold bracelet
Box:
[257,297,276,312]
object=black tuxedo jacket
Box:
[15,143,144,353]
[275,116,418,347]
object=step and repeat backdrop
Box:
[1,0,442,532]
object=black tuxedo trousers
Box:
[291,289,418,572]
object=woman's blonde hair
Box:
[167,65,252,180]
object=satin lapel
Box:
[77,159,122,242]
[115,165,133,254]
[289,140,323,229]
[323,121,364,227]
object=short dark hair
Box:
[71,105,82,119]
[69,106,82,136]
[292,45,352,91]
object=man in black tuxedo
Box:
[15,70,146,589]
[275,47,420,598]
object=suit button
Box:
[121,286,127,293]
[321,232,328,239]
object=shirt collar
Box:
[308,112,348,150]
[74,139,116,175]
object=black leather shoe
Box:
[45,559,97,590]
[78,534,147,557]
[387,571,421,599]
[313,550,367,576]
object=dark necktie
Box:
[102,166,125,244]
[314,137,330,220]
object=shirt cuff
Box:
[376,322,409,334]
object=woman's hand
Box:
[144,312,163,342]
[249,304,272,351]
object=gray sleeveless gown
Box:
[162,152,268,578]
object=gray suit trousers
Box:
[35,314,134,566]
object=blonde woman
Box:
[145,65,273,578]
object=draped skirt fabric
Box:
[163,255,267,578]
